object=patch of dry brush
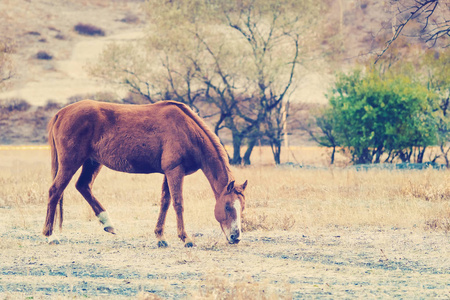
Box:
[1,148,448,235]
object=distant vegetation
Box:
[88,0,450,167]
[119,12,140,24]
[89,0,321,165]
[35,51,53,60]
[67,91,121,104]
[74,23,105,36]
[0,40,14,91]
[54,33,66,40]
[303,49,450,167]
[1,0,449,167]
[0,98,31,112]
[26,31,41,36]
[0,93,119,145]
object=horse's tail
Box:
[47,115,63,229]
[48,115,58,180]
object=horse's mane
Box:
[166,101,233,181]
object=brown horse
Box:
[43,100,247,247]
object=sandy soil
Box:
[1,213,449,299]
[0,148,449,298]
[0,29,144,106]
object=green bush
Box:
[323,69,438,164]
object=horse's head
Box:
[215,180,248,244]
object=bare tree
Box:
[192,3,303,164]
[300,105,339,165]
[424,49,450,167]
[89,0,320,165]
[0,40,14,90]
[377,0,449,62]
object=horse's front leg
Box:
[165,167,194,247]
[154,176,171,248]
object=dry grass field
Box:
[0,147,449,299]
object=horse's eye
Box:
[225,204,232,212]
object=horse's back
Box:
[50,100,203,174]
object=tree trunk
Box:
[330,146,336,165]
[417,146,426,163]
[243,138,257,165]
[270,140,282,165]
[440,143,450,168]
[373,146,384,164]
[398,148,412,163]
[356,148,372,164]
[230,131,242,165]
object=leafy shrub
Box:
[425,217,450,232]
[0,39,15,54]
[43,100,62,111]
[27,31,41,36]
[74,23,105,36]
[35,51,53,60]
[323,69,437,164]
[120,12,140,24]
[0,98,31,113]
[242,212,296,232]
[54,33,66,40]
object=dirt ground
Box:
[1,148,449,299]
[1,215,449,299]
[0,148,450,299]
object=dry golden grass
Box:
[243,165,449,230]
[1,146,448,234]
[0,146,449,298]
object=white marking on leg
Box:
[97,211,114,229]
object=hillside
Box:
[0,0,408,106]
[0,0,146,106]
[0,0,442,145]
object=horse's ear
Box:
[226,181,235,194]
[241,180,248,191]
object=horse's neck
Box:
[201,156,232,199]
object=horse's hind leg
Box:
[43,167,77,241]
[75,159,116,234]
[154,176,171,247]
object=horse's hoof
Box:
[104,226,116,234]
[48,237,60,245]
[184,241,194,248]
[157,240,169,248]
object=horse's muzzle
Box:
[229,231,240,244]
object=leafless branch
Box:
[376,0,448,63]
[123,69,155,102]
[0,72,13,84]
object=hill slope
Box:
[0,0,146,106]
